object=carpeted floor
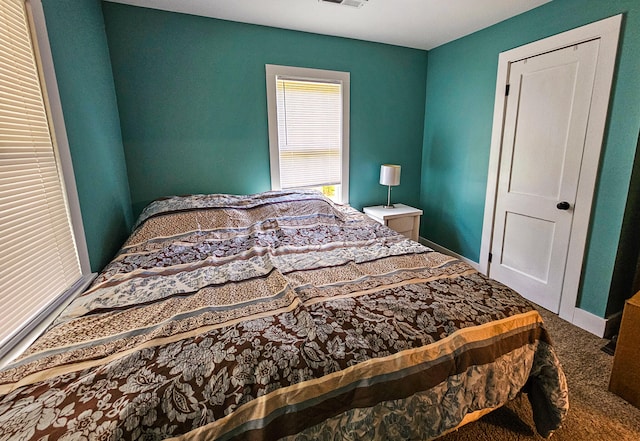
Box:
[437,308,640,440]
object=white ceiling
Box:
[105,0,552,50]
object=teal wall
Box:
[40,0,640,318]
[421,0,640,317]
[42,0,133,272]
[101,3,428,217]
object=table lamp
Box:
[380,164,401,209]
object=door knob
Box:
[557,201,571,210]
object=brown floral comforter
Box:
[0,190,568,440]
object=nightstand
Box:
[363,204,422,242]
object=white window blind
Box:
[0,0,81,352]
[275,78,342,189]
[266,65,350,204]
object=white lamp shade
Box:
[379,164,401,186]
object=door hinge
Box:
[488,252,493,263]
[505,84,510,96]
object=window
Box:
[266,65,350,204]
[0,0,91,362]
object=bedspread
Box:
[0,190,568,440]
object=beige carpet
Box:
[437,308,640,440]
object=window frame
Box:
[28,0,90,274]
[265,64,350,204]
[0,0,94,366]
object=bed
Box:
[0,190,568,440]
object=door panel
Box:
[509,63,577,199]
[502,212,555,283]
[489,40,599,312]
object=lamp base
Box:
[383,185,396,209]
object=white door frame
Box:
[479,15,622,329]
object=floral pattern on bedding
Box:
[0,190,568,441]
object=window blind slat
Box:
[0,80,44,102]
[0,99,47,115]
[2,237,77,282]
[0,0,82,352]
[0,161,59,177]
[0,55,40,81]
[275,78,343,189]
[0,168,55,180]
[1,200,68,234]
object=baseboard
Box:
[419,237,480,271]
[571,307,609,338]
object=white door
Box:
[489,40,599,313]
